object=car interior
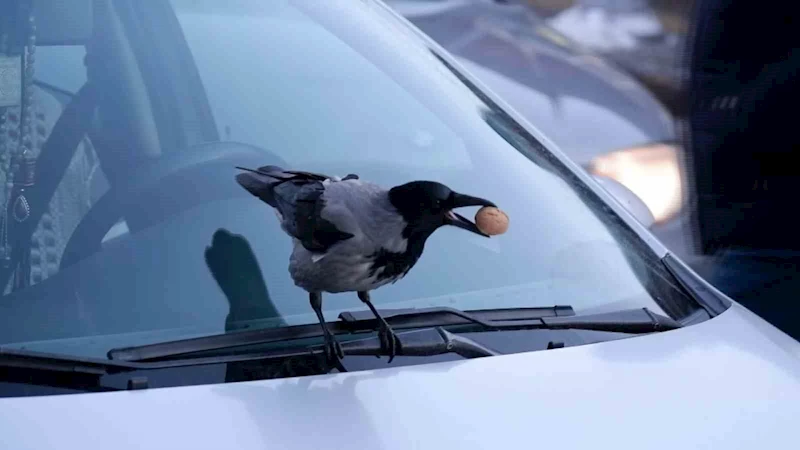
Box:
[0,0,286,347]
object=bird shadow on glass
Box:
[204,228,286,332]
[203,227,291,382]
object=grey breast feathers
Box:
[319,180,409,255]
[289,180,410,292]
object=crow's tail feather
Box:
[235,165,288,207]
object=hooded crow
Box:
[235,165,495,368]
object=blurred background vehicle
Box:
[385,0,694,257]
[523,0,692,115]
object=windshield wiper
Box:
[109,305,573,361]
[0,347,130,392]
[0,327,499,391]
[108,306,680,362]
[2,307,680,389]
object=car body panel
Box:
[1,302,798,449]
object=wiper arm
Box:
[342,327,501,359]
[109,306,678,363]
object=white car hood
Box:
[3,303,800,449]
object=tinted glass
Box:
[0,0,693,358]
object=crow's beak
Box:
[444,193,496,237]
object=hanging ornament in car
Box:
[11,151,33,222]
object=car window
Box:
[0,0,694,358]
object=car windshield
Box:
[0,0,694,359]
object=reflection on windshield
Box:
[425,47,692,318]
[441,52,695,319]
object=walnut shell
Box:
[475,206,509,236]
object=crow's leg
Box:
[358,291,401,363]
[309,292,346,372]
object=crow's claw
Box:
[310,292,346,372]
[357,291,401,363]
[322,331,347,372]
[327,337,345,361]
[377,321,401,363]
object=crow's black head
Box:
[388,181,495,238]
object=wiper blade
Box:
[109,305,573,361]
[0,347,129,392]
[339,306,680,334]
[109,306,678,363]
[0,347,128,375]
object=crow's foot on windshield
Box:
[309,292,346,372]
[322,332,345,371]
[359,291,402,363]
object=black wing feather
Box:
[236,166,355,252]
[283,170,330,181]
